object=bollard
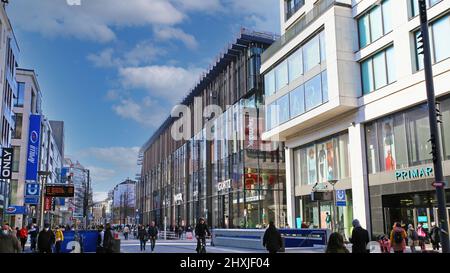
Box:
[112,239,121,253]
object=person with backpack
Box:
[18,226,28,252]
[430,222,441,251]
[390,222,407,253]
[407,224,419,253]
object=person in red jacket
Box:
[19,226,28,252]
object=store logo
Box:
[174,193,183,202]
[217,179,231,191]
[30,131,39,144]
[0,148,13,179]
[395,167,433,181]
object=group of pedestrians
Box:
[388,222,442,253]
[0,222,65,253]
[135,222,158,252]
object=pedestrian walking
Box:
[148,221,158,252]
[430,222,441,251]
[390,222,407,253]
[29,224,38,252]
[195,217,210,253]
[96,225,105,253]
[349,219,370,253]
[0,223,21,253]
[37,223,55,253]
[407,224,419,253]
[55,226,64,253]
[123,225,130,240]
[416,224,427,251]
[103,223,114,253]
[18,226,28,252]
[262,221,282,254]
[325,232,349,253]
[138,225,148,251]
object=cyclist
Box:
[195,217,210,253]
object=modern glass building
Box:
[262,0,450,239]
[137,29,287,230]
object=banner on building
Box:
[45,185,75,197]
[25,115,41,182]
[0,148,14,179]
[44,196,53,211]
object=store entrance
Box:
[382,191,450,235]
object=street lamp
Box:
[38,170,51,229]
[328,179,339,233]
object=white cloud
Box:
[172,0,223,12]
[154,27,199,49]
[79,146,140,171]
[87,48,119,68]
[112,97,168,128]
[86,166,117,184]
[8,0,185,43]
[118,65,203,101]
[93,192,109,203]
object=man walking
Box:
[262,221,282,254]
[349,219,370,253]
[430,222,441,251]
[147,221,158,252]
[123,225,130,240]
[195,217,210,253]
[0,223,21,253]
[37,223,55,253]
[29,224,38,252]
[138,225,148,252]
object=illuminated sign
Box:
[395,167,433,181]
[217,179,231,191]
[45,185,75,197]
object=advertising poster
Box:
[306,146,316,185]
[382,118,396,171]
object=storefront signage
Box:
[217,179,231,191]
[25,114,41,182]
[174,193,183,202]
[0,148,13,179]
[44,196,53,211]
[5,206,27,215]
[395,167,433,181]
[335,190,346,207]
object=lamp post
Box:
[37,171,51,229]
[328,179,339,233]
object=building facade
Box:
[137,29,287,230]
[112,179,136,225]
[262,0,450,238]
[0,2,19,224]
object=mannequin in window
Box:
[385,149,396,171]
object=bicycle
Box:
[196,236,207,253]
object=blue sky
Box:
[6,0,280,201]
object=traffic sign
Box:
[432,181,446,188]
[336,190,347,207]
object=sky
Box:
[6,0,280,202]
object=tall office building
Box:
[262,0,450,237]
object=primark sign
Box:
[395,166,434,181]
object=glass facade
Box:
[366,96,450,174]
[15,82,25,107]
[264,30,326,97]
[358,0,393,48]
[361,46,396,94]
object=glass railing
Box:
[262,0,337,64]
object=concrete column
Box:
[285,147,295,228]
[348,123,371,233]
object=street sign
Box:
[25,183,40,196]
[336,190,347,207]
[25,196,39,205]
[45,185,75,197]
[432,181,446,188]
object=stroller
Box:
[377,235,391,253]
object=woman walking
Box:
[138,225,148,252]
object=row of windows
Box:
[358,0,393,49]
[414,13,450,70]
[361,46,396,95]
[366,96,450,174]
[266,70,328,130]
[265,30,326,97]
[411,0,443,17]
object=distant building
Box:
[112,179,136,225]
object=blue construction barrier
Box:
[279,229,330,248]
[61,231,98,253]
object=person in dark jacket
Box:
[138,225,148,251]
[147,221,158,252]
[430,222,441,251]
[96,225,105,253]
[29,224,38,252]
[195,217,210,253]
[37,223,55,253]
[0,223,21,253]
[349,219,370,253]
[262,221,282,254]
[103,223,114,253]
